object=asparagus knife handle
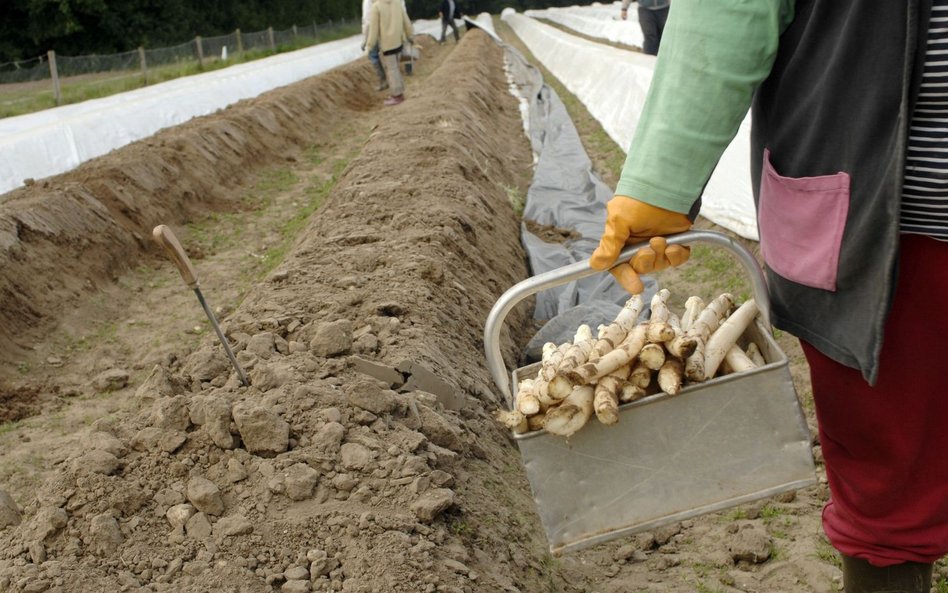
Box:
[152,224,199,289]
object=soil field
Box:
[1,22,944,593]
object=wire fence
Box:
[0,19,359,118]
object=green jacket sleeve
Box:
[616,0,795,213]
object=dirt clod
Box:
[232,401,290,456]
[0,491,21,527]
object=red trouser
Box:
[801,234,948,567]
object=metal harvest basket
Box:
[483,230,817,556]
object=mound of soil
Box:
[0,30,554,593]
[0,55,379,368]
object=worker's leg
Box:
[638,7,660,55]
[380,52,404,101]
[800,235,948,573]
[651,6,669,54]
[369,45,387,91]
[841,555,933,593]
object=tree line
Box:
[0,0,581,63]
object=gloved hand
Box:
[590,195,693,294]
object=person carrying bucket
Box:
[365,0,414,106]
[591,1,948,591]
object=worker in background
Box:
[365,0,414,106]
[438,0,461,44]
[361,0,388,91]
[619,0,670,56]
[592,1,948,591]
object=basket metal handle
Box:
[483,230,770,402]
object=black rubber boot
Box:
[842,554,933,593]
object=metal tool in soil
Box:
[152,224,249,387]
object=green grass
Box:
[694,582,725,593]
[934,558,948,593]
[63,319,120,355]
[303,146,325,167]
[815,540,842,568]
[188,212,240,252]
[681,245,753,301]
[243,167,300,210]
[724,508,748,522]
[0,24,361,119]
[691,561,718,579]
[254,160,339,276]
[0,421,20,436]
[184,168,294,258]
[503,183,526,216]
[449,518,474,537]
[538,553,562,592]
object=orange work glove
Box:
[589,196,693,294]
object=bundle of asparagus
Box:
[495,290,766,438]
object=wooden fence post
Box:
[138,46,148,85]
[195,36,204,67]
[47,50,62,106]
[267,27,275,50]
[292,24,298,38]
[236,29,243,54]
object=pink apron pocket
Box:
[758,149,850,291]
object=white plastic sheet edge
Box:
[525,3,644,49]
[0,19,444,197]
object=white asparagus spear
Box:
[684,293,734,382]
[665,307,698,359]
[593,365,631,425]
[745,342,766,366]
[495,409,528,434]
[544,385,596,437]
[646,289,676,343]
[680,296,705,333]
[515,378,541,415]
[722,344,757,375]
[566,324,649,386]
[628,361,652,389]
[619,382,647,403]
[638,343,666,371]
[657,357,684,395]
[554,324,595,375]
[535,343,571,402]
[588,294,644,362]
[704,299,759,380]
